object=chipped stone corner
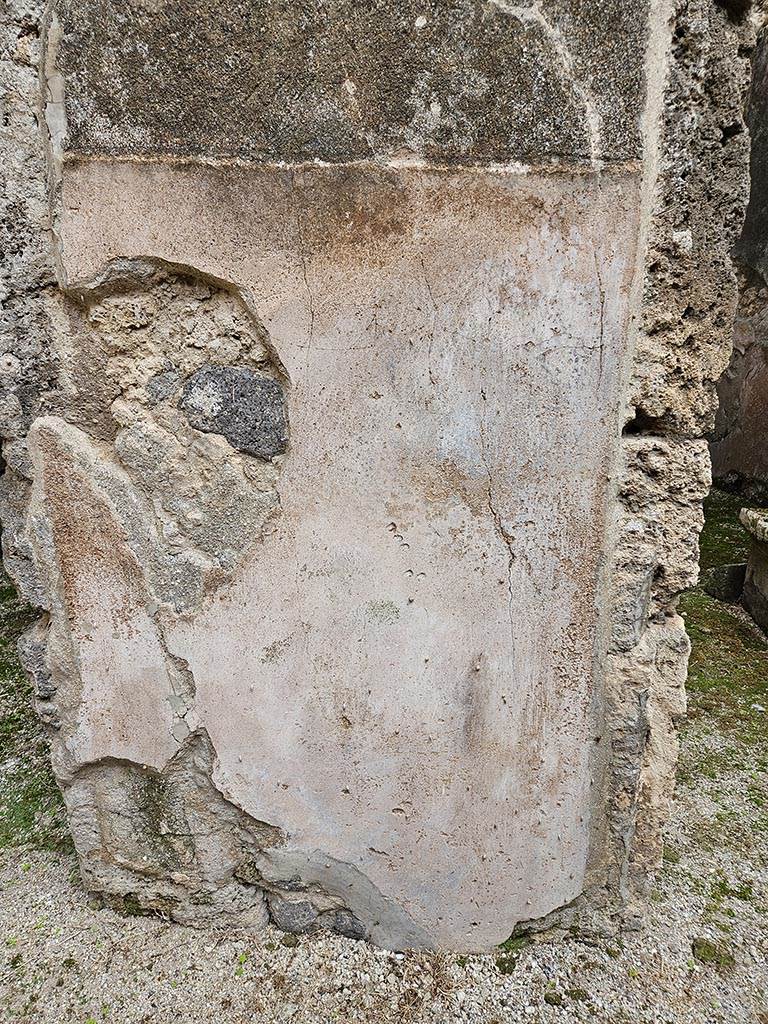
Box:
[62,725,416,944]
[598,0,760,924]
[0,19,336,937]
[65,730,279,930]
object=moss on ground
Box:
[0,569,68,851]
[691,936,736,970]
[680,589,768,750]
[674,488,768,867]
[495,935,531,974]
[698,486,751,571]
[678,485,768,750]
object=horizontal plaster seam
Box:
[59,151,642,176]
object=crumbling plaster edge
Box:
[591,0,678,883]
[510,0,682,936]
[54,254,293,385]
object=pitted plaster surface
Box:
[43,160,642,948]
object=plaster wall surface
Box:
[41,160,641,948]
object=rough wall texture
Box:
[53,0,647,165]
[607,0,756,908]
[710,268,768,492]
[711,27,768,492]
[0,0,58,605]
[37,163,645,950]
[0,0,757,950]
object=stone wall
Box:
[0,0,757,950]
[606,0,755,907]
[711,25,768,495]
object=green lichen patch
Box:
[0,568,68,851]
[674,489,768,881]
[495,935,531,975]
[543,990,563,1006]
[564,987,590,1002]
[128,771,194,872]
[366,599,400,625]
[662,844,681,864]
[691,936,736,970]
[498,934,532,955]
[685,804,768,864]
[709,872,755,904]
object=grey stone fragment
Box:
[330,908,367,941]
[17,625,56,699]
[145,369,181,406]
[179,364,287,460]
[741,526,768,633]
[267,894,319,934]
[267,895,366,939]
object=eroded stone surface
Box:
[713,27,768,494]
[0,0,759,953]
[51,0,648,166]
[604,0,757,913]
[628,1,753,438]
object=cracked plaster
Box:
[0,0,759,951]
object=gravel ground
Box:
[0,493,766,1023]
[0,737,765,1024]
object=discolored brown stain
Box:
[288,162,585,255]
[412,458,489,520]
[34,425,148,634]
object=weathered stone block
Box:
[700,562,747,602]
[713,27,768,495]
[0,0,757,951]
[740,508,768,632]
